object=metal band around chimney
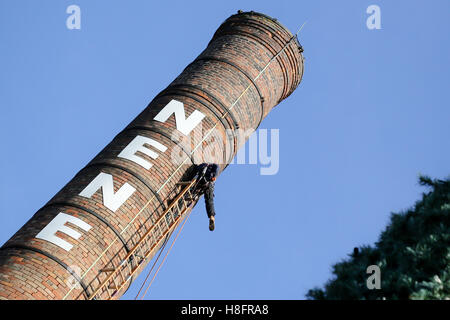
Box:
[155,88,237,164]
[120,125,196,164]
[0,245,91,299]
[82,162,167,212]
[195,56,265,128]
[38,201,131,253]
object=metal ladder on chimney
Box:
[88,179,199,300]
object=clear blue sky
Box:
[0,0,449,299]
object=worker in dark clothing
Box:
[194,163,219,231]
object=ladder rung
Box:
[176,181,192,185]
[89,179,196,300]
[119,260,127,267]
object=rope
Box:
[137,210,192,300]
[63,23,305,300]
[133,232,171,299]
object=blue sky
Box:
[0,0,449,299]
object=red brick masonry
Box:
[0,11,304,300]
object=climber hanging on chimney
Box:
[193,163,219,231]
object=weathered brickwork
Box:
[0,11,304,300]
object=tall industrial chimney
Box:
[0,11,304,300]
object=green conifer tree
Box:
[307,176,450,300]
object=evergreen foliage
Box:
[307,176,450,300]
